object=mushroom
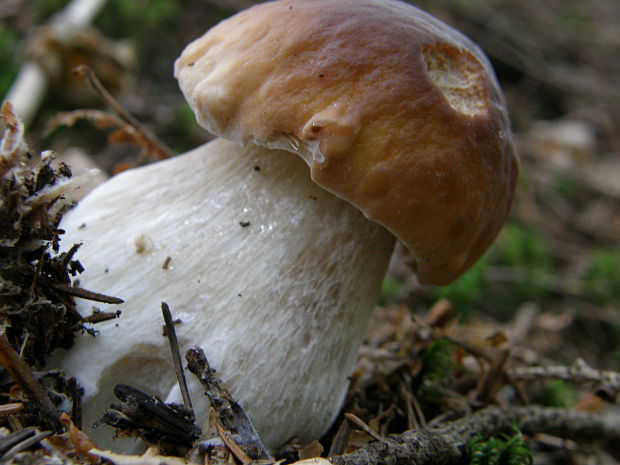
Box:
[52,0,518,451]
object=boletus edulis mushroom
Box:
[52,0,519,451]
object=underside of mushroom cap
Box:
[174,0,519,285]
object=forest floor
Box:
[1,0,620,464]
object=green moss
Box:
[419,339,454,382]
[96,0,182,38]
[378,275,403,306]
[413,340,454,411]
[496,225,550,268]
[468,427,533,465]
[583,247,620,304]
[495,224,555,303]
[429,224,556,317]
[539,380,579,408]
[434,258,488,315]
[552,173,581,197]
[0,27,20,98]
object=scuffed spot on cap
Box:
[423,43,489,117]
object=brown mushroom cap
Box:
[175,0,519,285]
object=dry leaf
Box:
[59,412,98,464]
[89,448,191,465]
[298,440,324,460]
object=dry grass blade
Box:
[0,430,52,461]
[343,413,385,442]
[47,107,167,165]
[215,423,252,465]
[0,334,61,431]
[59,412,98,464]
[162,302,194,418]
[74,64,174,160]
[0,403,24,415]
[473,348,512,403]
[46,108,123,132]
[0,428,36,457]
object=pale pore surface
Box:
[51,138,395,449]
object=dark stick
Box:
[107,383,201,446]
[0,428,36,456]
[0,430,52,461]
[43,280,124,305]
[185,347,273,461]
[83,309,121,324]
[0,335,62,431]
[185,348,231,427]
[161,302,194,419]
[67,377,83,430]
[328,418,351,458]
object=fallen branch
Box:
[331,406,620,465]
[511,359,620,393]
[185,347,273,462]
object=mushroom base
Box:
[50,138,395,450]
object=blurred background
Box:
[1,0,619,380]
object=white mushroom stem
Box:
[51,138,395,449]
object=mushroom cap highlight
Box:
[175,0,519,285]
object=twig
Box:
[0,428,36,456]
[0,403,24,415]
[74,64,174,159]
[443,334,493,363]
[0,430,52,461]
[215,423,252,465]
[103,384,200,447]
[83,309,121,324]
[67,377,83,430]
[328,418,351,458]
[185,348,227,421]
[474,348,511,403]
[511,359,620,393]
[442,333,529,404]
[185,347,273,461]
[0,334,62,431]
[344,413,385,442]
[409,388,427,429]
[161,302,194,418]
[400,382,419,430]
[331,406,620,465]
[43,280,123,305]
